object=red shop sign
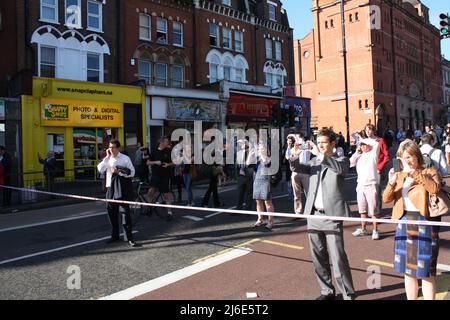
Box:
[227,94,277,117]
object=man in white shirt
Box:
[420,133,448,177]
[97,139,137,247]
[350,138,381,240]
[288,134,311,214]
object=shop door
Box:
[45,130,65,178]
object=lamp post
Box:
[340,0,351,149]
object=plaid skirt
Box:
[394,211,440,278]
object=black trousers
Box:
[2,176,11,206]
[237,175,253,210]
[106,188,133,241]
[202,176,220,207]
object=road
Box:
[0,170,449,300]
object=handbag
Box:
[189,165,200,181]
[428,184,450,217]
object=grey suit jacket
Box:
[290,153,351,217]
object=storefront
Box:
[21,77,146,183]
[282,96,312,136]
[226,92,281,130]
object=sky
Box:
[283,0,450,58]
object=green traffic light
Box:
[442,27,449,34]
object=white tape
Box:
[1,185,449,227]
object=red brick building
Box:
[295,0,443,137]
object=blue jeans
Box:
[183,173,193,203]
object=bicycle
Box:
[130,181,175,226]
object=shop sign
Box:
[41,98,123,127]
[227,94,276,119]
[167,99,223,122]
[0,100,5,121]
[283,97,311,117]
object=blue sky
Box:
[283,0,450,58]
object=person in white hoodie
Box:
[350,136,381,240]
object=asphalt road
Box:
[0,170,449,300]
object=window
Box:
[268,4,276,21]
[209,23,219,47]
[325,21,329,29]
[138,59,151,84]
[139,14,151,41]
[330,19,334,28]
[65,0,82,28]
[355,12,359,21]
[223,27,232,49]
[172,65,184,88]
[235,30,243,52]
[157,18,168,44]
[224,66,231,81]
[41,0,58,23]
[265,38,273,59]
[222,0,231,6]
[87,0,102,31]
[365,99,369,109]
[209,64,219,83]
[275,41,282,61]
[87,53,100,82]
[275,74,283,88]
[155,63,167,86]
[265,72,273,87]
[349,14,353,23]
[40,46,56,78]
[173,22,183,46]
[358,100,363,110]
[235,68,244,83]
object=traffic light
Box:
[288,105,296,128]
[440,13,450,39]
[272,104,283,127]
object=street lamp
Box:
[340,0,351,149]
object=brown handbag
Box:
[189,165,200,182]
[428,184,450,217]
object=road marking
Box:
[364,259,450,300]
[0,212,107,233]
[0,231,138,266]
[205,206,237,219]
[261,240,304,250]
[192,239,261,264]
[100,248,252,300]
[182,215,204,222]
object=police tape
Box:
[1,184,450,227]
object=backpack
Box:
[422,148,438,169]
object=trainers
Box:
[254,220,266,227]
[265,221,273,230]
[352,228,369,237]
[372,230,380,240]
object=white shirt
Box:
[313,153,325,210]
[402,177,419,212]
[350,138,380,187]
[97,152,135,188]
[420,144,448,177]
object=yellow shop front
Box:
[22,78,146,184]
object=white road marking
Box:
[182,215,204,222]
[205,206,237,219]
[438,264,450,272]
[99,247,252,300]
[0,231,138,266]
[0,212,107,233]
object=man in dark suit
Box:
[38,151,58,193]
[289,128,356,300]
[0,146,12,206]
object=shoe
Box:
[106,237,120,244]
[166,211,174,221]
[128,241,138,247]
[316,294,335,300]
[352,228,369,237]
[187,202,195,207]
[372,230,380,240]
[254,220,266,227]
[265,221,273,230]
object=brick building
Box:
[295,0,443,137]
[442,57,450,124]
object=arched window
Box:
[172,57,184,88]
[206,50,221,83]
[139,51,152,84]
[223,56,234,81]
[155,55,168,86]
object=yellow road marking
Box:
[261,240,304,250]
[193,239,261,264]
[364,259,450,300]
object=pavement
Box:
[0,169,449,300]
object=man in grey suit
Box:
[289,128,355,300]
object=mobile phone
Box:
[393,159,402,173]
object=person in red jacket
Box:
[365,124,391,211]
